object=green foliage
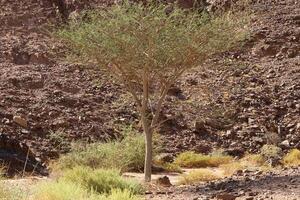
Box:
[62,167,143,195]
[102,189,141,200]
[33,180,91,200]
[174,151,233,168]
[33,167,143,200]
[57,127,148,172]
[282,149,300,166]
[34,179,141,200]
[55,1,249,96]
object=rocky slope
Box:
[0,0,299,174]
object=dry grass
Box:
[282,149,300,167]
[174,151,233,168]
[220,154,272,176]
[178,169,221,185]
[159,163,183,173]
[0,182,24,200]
[220,161,244,176]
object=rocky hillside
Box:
[0,0,299,174]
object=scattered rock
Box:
[156,176,172,187]
[13,115,28,128]
[216,193,236,200]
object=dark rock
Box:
[156,176,172,187]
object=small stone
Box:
[280,140,290,148]
[216,193,236,200]
[13,115,28,128]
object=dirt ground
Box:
[146,167,300,200]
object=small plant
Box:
[282,149,300,167]
[174,151,233,168]
[103,189,142,200]
[220,153,272,176]
[242,154,266,166]
[48,129,69,150]
[62,167,143,195]
[57,127,148,172]
[220,161,244,176]
[178,169,221,185]
[260,144,282,166]
[0,166,5,179]
[33,180,91,200]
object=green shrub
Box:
[174,151,233,168]
[33,179,142,200]
[103,189,142,200]
[57,127,148,172]
[62,167,143,195]
[33,180,90,200]
[282,149,300,166]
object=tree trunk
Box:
[144,127,153,182]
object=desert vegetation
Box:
[55,0,248,181]
[0,0,299,200]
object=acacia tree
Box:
[56,1,248,182]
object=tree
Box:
[56,1,248,182]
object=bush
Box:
[282,149,300,166]
[62,167,143,195]
[178,169,221,185]
[33,180,91,200]
[33,170,142,200]
[103,189,142,200]
[174,151,233,168]
[260,144,282,160]
[57,127,148,172]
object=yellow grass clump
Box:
[282,149,300,166]
[174,151,233,168]
[178,169,221,185]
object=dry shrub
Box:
[282,149,300,167]
[178,169,221,185]
[174,151,233,168]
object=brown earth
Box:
[146,167,300,200]
[0,0,299,175]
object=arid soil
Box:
[146,167,300,200]
[0,0,299,175]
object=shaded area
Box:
[0,134,48,177]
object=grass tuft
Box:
[282,149,300,167]
[62,167,143,195]
[33,180,90,200]
[0,182,24,200]
[56,127,147,172]
[220,153,272,176]
[174,151,233,168]
[178,169,221,185]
